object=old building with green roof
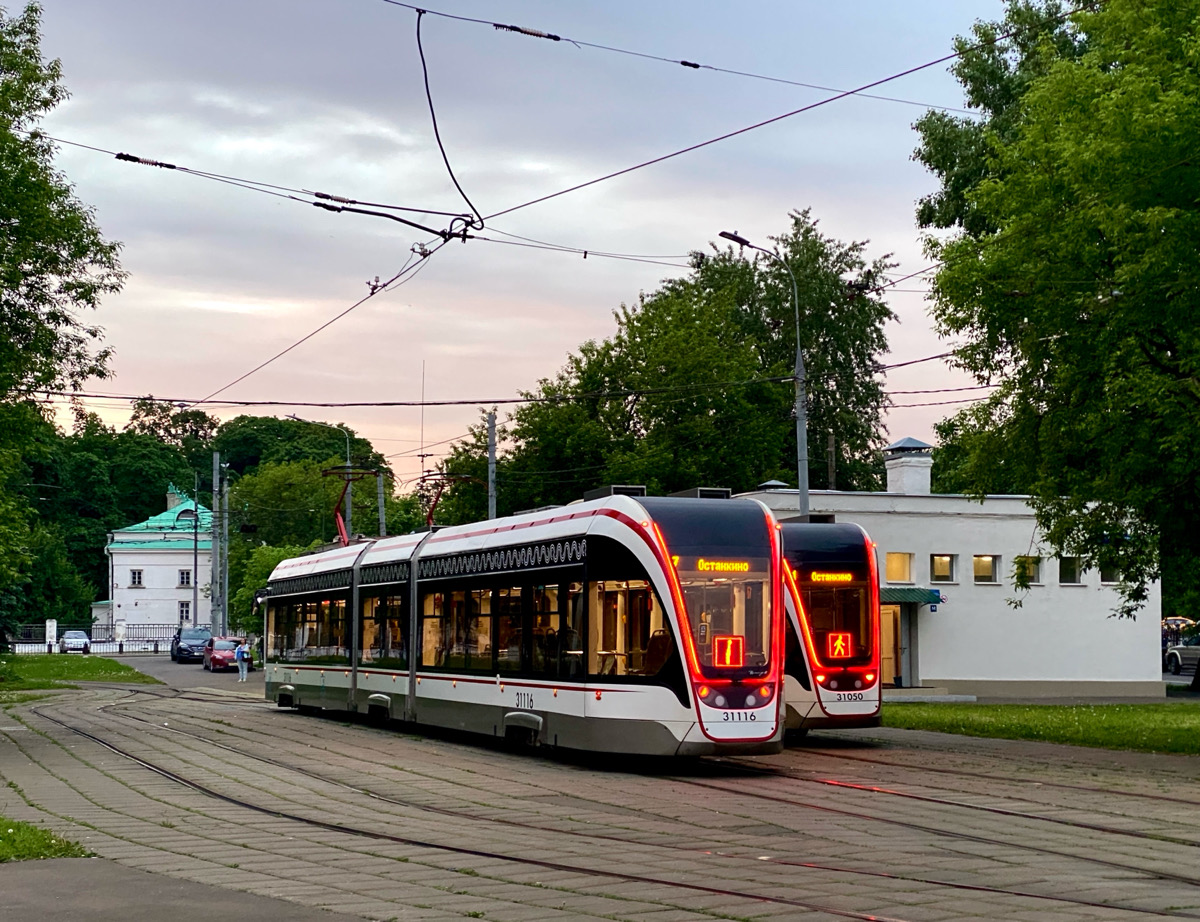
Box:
[102,485,212,631]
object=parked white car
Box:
[58,630,90,654]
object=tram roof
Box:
[267,493,769,583]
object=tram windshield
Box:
[800,581,872,667]
[676,557,772,679]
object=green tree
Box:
[922,0,1200,616]
[211,415,387,477]
[439,210,894,523]
[0,3,124,401]
[0,4,123,635]
[229,543,309,635]
[125,398,218,470]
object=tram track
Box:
[37,687,1200,920]
[714,757,1200,848]
[23,700,922,922]
[787,744,1200,808]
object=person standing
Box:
[235,638,250,682]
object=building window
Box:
[1015,556,1042,584]
[973,555,999,583]
[179,601,191,622]
[930,554,956,583]
[1100,565,1121,584]
[1059,557,1082,584]
[179,569,192,588]
[885,552,913,583]
[129,569,143,587]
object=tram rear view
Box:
[780,523,881,733]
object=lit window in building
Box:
[1015,556,1042,584]
[930,554,955,583]
[973,555,999,583]
[885,552,913,583]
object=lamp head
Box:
[719,230,752,248]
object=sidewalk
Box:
[0,858,366,922]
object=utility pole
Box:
[720,230,807,518]
[222,477,230,634]
[377,471,387,537]
[211,452,221,629]
[487,411,496,520]
[191,471,199,627]
[827,432,837,491]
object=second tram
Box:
[262,494,786,756]
[780,522,882,734]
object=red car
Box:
[202,636,253,672]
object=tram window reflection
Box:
[421,591,447,667]
[587,580,672,678]
[559,582,585,678]
[361,594,407,669]
[496,587,523,673]
[531,585,560,676]
[269,596,349,664]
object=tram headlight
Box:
[697,685,711,699]
[713,694,727,708]
[745,694,756,707]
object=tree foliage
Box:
[439,210,894,523]
[0,3,124,401]
[919,0,1200,616]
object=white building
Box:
[102,486,212,632]
[741,439,1162,698]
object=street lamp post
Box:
[289,415,353,537]
[719,230,808,518]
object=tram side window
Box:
[361,594,407,669]
[559,582,585,679]
[587,580,671,677]
[531,585,560,676]
[271,597,349,664]
[496,586,523,673]
[445,589,491,671]
[420,591,448,667]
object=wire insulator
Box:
[494,23,561,41]
[315,192,354,204]
[115,152,176,169]
[680,60,701,69]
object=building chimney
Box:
[884,437,933,495]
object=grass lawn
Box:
[0,655,162,691]
[0,815,89,862]
[883,702,1200,755]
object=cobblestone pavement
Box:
[1,678,1199,922]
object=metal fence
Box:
[5,623,212,655]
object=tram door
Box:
[880,604,901,685]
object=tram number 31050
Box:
[722,711,757,722]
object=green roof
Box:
[881,587,942,605]
[109,539,212,551]
[121,497,212,534]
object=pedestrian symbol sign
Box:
[827,632,853,659]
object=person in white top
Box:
[235,639,250,682]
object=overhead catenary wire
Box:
[186,239,448,406]
[479,7,1088,221]
[378,0,973,115]
[415,10,485,232]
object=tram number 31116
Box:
[722,711,757,722]
[515,692,535,709]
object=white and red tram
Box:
[263,495,786,756]
[780,523,882,735]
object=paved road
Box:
[1,664,1198,921]
[114,652,267,692]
